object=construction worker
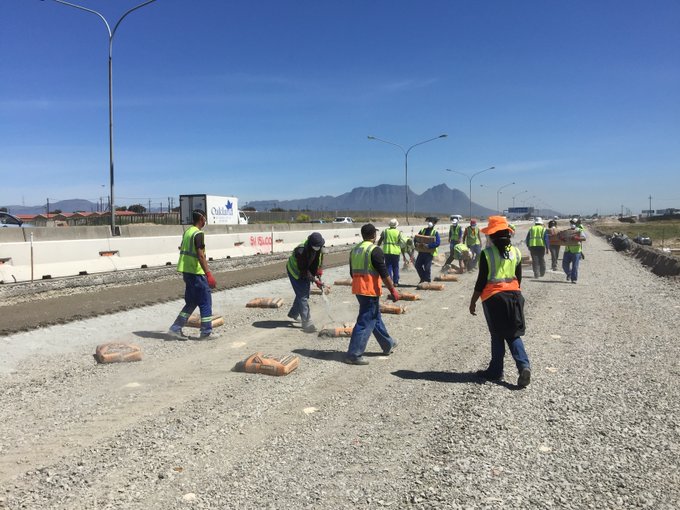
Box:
[401,236,416,270]
[447,242,473,274]
[287,232,325,333]
[168,209,217,340]
[463,219,482,271]
[377,218,405,286]
[547,218,561,271]
[442,217,463,271]
[345,223,399,365]
[525,217,550,278]
[563,221,586,283]
[414,217,441,283]
[469,216,531,388]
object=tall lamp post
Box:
[512,190,528,208]
[445,166,495,219]
[496,182,515,214]
[368,134,448,225]
[43,0,157,235]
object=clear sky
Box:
[2,0,679,215]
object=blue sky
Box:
[2,0,679,215]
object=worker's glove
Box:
[206,271,217,289]
[389,288,400,302]
[314,279,324,290]
[316,268,323,277]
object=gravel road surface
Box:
[0,230,678,509]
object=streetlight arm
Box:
[446,168,471,180]
[112,0,157,39]
[367,136,405,155]
[471,166,496,180]
[405,134,447,156]
[48,0,112,36]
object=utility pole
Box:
[649,195,652,218]
[46,198,50,217]
[148,199,152,213]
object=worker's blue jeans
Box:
[287,271,312,328]
[384,253,401,284]
[468,244,482,270]
[347,295,396,359]
[415,252,434,282]
[482,302,529,376]
[171,273,213,335]
[563,251,581,282]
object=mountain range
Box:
[247,183,498,217]
[3,184,556,217]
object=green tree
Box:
[127,204,147,213]
[296,213,310,223]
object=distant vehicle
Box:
[333,217,354,224]
[179,194,249,225]
[310,219,325,224]
[0,212,29,228]
[633,234,652,246]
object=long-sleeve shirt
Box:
[292,245,322,281]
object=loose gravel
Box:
[0,228,678,509]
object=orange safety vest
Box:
[350,240,381,297]
[480,245,522,301]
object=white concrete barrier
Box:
[0,227,362,283]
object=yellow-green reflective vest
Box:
[448,224,462,243]
[465,226,481,246]
[350,241,380,296]
[383,227,403,255]
[485,245,521,283]
[286,241,307,279]
[528,225,546,247]
[177,226,204,275]
[565,227,585,254]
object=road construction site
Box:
[0,226,679,509]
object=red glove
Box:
[316,268,323,277]
[206,271,217,289]
[314,279,323,290]
[390,288,400,302]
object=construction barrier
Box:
[246,297,285,308]
[94,343,143,364]
[234,352,299,376]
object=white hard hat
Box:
[451,218,459,224]
[534,217,543,224]
[389,218,398,227]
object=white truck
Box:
[179,194,249,225]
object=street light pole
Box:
[43,0,157,235]
[496,182,515,214]
[445,166,495,219]
[368,134,448,225]
[512,190,529,208]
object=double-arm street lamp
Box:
[496,182,515,214]
[512,190,529,208]
[42,0,157,235]
[368,134,448,225]
[445,166,495,219]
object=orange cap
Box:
[481,215,510,235]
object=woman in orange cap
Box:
[468,216,531,388]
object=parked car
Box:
[0,212,27,228]
[310,219,325,224]
[333,217,354,224]
[633,234,652,246]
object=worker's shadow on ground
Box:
[292,348,347,363]
[133,330,175,340]
[252,320,298,329]
[392,369,517,390]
